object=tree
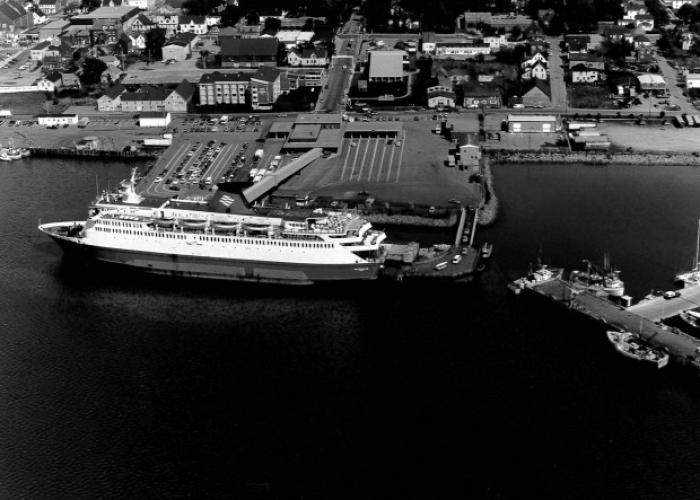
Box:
[220,5,242,26]
[80,0,100,10]
[245,11,260,25]
[81,57,106,85]
[510,25,523,40]
[145,28,166,61]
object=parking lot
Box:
[336,133,406,184]
[141,138,250,197]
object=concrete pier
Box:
[627,284,700,321]
[526,279,700,371]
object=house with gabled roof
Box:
[522,60,548,81]
[97,83,126,111]
[520,79,551,107]
[220,36,279,68]
[0,0,32,32]
[130,13,154,32]
[38,0,59,15]
[287,46,328,67]
[178,15,206,34]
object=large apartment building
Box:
[198,71,251,105]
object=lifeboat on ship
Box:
[152,219,175,228]
[180,219,207,229]
[212,222,239,231]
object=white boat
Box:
[0,147,22,160]
[680,309,700,329]
[38,169,388,285]
[508,263,563,294]
[606,330,669,368]
[675,219,700,287]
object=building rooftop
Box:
[199,71,251,83]
[73,6,138,20]
[295,113,342,125]
[368,50,404,79]
[220,37,279,57]
[140,111,170,118]
[507,114,557,122]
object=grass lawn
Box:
[568,85,614,108]
[0,92,48,115]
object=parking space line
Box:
[385,139,396,182]
[355,136,373,182]
[394,132,406,183]
[359,137,379,182]
[339,138,353,182]
[375,140,387,182]
[347,138,363,181]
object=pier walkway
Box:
[529,279,700,370]
[627,284,700,321]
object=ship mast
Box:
[695,218,700,272]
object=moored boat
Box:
[606,330,669,368]
[508,263,564,295]
[38,169,388,285]
[675,219,700,288]
[680,310,700,329]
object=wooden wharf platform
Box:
[527,279,700,371]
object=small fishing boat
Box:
[606,330,669,368]
[508,263,564,295]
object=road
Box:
[316,58,353,112]
[656,54,694,113]
[546,37,568,111]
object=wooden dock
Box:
[526,279,700,371]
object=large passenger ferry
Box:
[38,173,387,285]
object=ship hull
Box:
[47,233,380,285]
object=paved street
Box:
[546,37,568,112]
[656,55,694,113]
[316,57,353,112]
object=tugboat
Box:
[508,262,564,295]
[680,309,700,329]
[606,330,669,368]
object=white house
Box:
[434,42,490,59]
[571,65,601,83]
[30,40,51,60]
[483,34,507,50]
[427,89,456,108]
[686,73,700,88]
[287,46,328,66]
[38,114,79,126]
[139,111,171,127]
[521,52,547,70]
[129,32,146,51]
[178,15,207,34]
[522,61,548,80]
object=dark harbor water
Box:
[3,159,700,499]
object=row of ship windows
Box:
[95,227,334,248]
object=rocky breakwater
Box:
[488,150,700,166]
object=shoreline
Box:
[486,150,700,166]
[477,157,498,226]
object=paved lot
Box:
[335,134,406,183]
[602,122,700,152]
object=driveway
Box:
[546,37,568,111]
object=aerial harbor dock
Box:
[521,277,700,371]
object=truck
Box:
[0,109,11,117]
[254,148,264,159]
[78,116,90,128]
